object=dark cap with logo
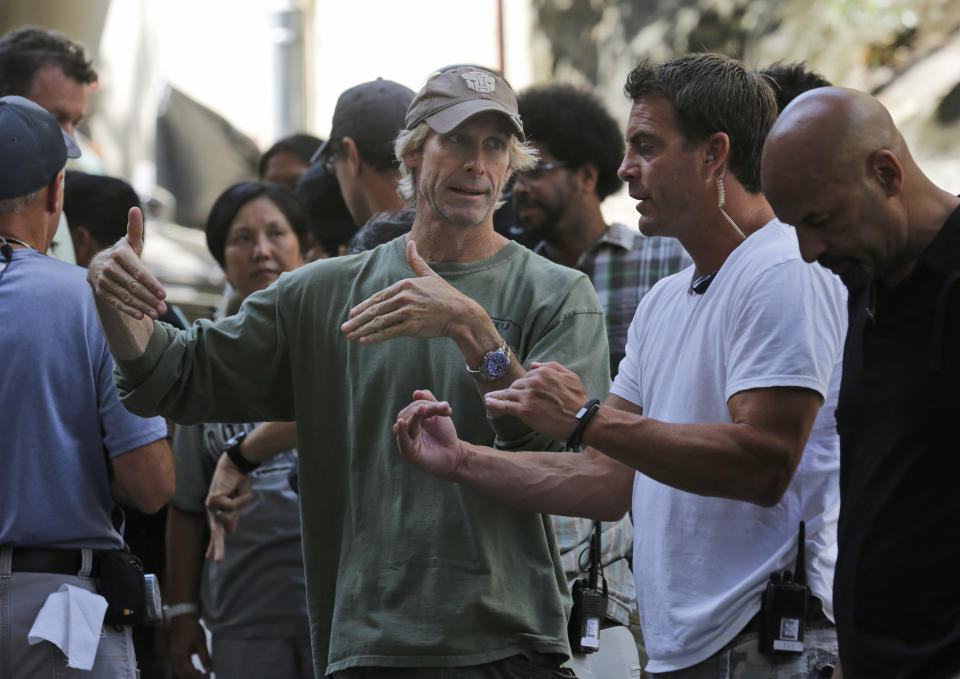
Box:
[313,78,415,162]
[405,66,524,140]
[0,95,81,200]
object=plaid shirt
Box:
[538,223,692,377]
[539,223,691,625]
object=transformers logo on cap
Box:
[461,71,496,94]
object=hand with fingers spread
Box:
[203,453,254,563]
[394,389,465,478]
[86,207,167,320]
[341,239,489,346]
[483,361,591,441]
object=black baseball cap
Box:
[0,95,81,200]
[312,78,415,162]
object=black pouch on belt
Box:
[97,550,147,626]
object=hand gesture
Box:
[169,613,212,679]
[204,453,254,563]
[86,207,167,319]
[483,361,589,441]
[394,389,465,478]
[341,239,484,344]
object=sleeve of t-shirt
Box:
[489,275,611,450]
[609,277,668,409]
[113,281,294,424]
[724,258,847,401]
[96,342,168,459]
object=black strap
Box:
[567,398,600,450]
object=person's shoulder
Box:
[506,240,588,283]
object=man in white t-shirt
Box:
[394,53,846,677]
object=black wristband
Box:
[224,431,260,474]
[567,398,600,450]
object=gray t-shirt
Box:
[172,422,308,638]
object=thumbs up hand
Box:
[340,238,489,347]
[86,207,167,320]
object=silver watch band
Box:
[163,602,199,624]
[465,341,510,380]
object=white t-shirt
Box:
[610,219,847,672]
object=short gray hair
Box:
[394,121,538,205]
[0,188,42,214]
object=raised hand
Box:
[483,361,589,441]
[394,389,465,478]
[204,453,254,563]
[86,207,167,320]
[341,239,485,345]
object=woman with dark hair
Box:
[165,182,313,679]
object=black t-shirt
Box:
[835,204,960,678]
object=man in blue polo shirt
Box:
[0,95,174,678]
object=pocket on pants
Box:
[53,625,137,679]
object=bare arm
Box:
[394,390,634,521]
[109,438,175,514]
[228,421,297,464]
[165,506,213,679]
[86,207,167,361]
[484,362,823,507]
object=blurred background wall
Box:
[3,0,958,311]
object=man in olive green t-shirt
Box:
[87,67,610,678]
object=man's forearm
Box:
[581,391,818,506]
[240,421,297,463]
[165,506,206,606]
[452,443,633,521]
[94,295,155,361]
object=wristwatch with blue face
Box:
[466,341,512,381]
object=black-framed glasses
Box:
[517,160,572,182]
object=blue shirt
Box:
[0,248,167,549]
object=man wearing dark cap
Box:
[0,96,174,678]
[314,78,414,227]
[87,66,609,677]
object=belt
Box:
[10,548,102,576]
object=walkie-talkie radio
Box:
[759,521,810,655]
[567,520,608,654]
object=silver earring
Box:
[717,176,726,208]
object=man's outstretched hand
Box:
[86,207,167,320]
[394,389,465,478]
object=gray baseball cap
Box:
[312,78,415,162]
[0,95,81,200]
[405,66,524,140]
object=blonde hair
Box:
[394,121,538,206]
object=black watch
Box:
[465,341,512,382]
[223,431,260,474]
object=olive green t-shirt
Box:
[116,236,610,674]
